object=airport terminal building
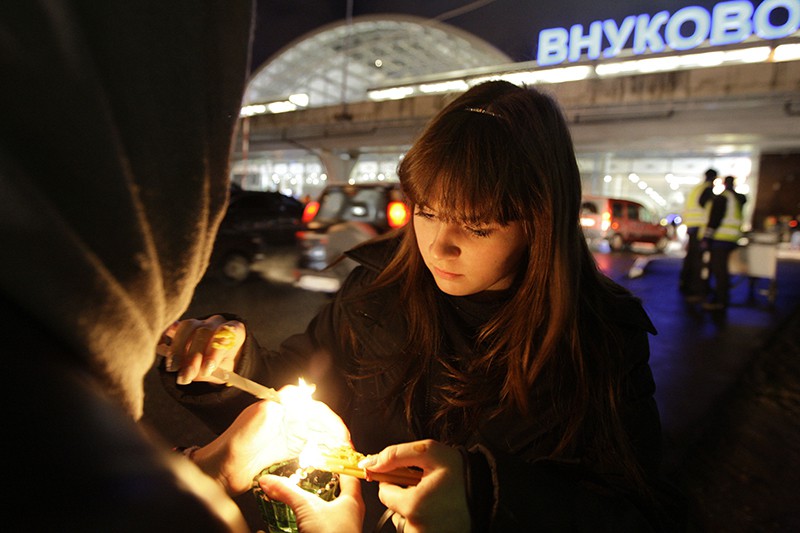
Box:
[232,0,800,231]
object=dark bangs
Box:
[398,109,535,226]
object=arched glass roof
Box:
[244,14,511,109]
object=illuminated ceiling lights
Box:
[241,39,799,113]
[418,80,470,94]
[240,93,309,116]
[365,86,414,101]
[471,65,593,86]
[367,65,594,101]
[366,40,798,102]
[627,172,666,206]
[774,42,800,61]
[595,45,770,75]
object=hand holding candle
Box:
[157,315,246,386]
[299,443,422,486]
[360,439,471,532]
[187,381,350,496]
[257,469,364,533]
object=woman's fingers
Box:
[169,318,205,382]
[337,472,362,500]
[258,474,315,507]
[178,327,213,385]
[258,473,364,533]
[362,439,447,472]
[199,321,245,376]
[365,440,470,533]
[159,315,245,384]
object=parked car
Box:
[206,190,303,283]
[207,228,268,284]
[294,182,410,292]
[580,195,669,252]
[221,190,304,245]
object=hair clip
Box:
[464,107,503,119]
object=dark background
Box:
[251,0,752,70]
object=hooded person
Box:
[1,1,257,529]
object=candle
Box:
[300,444,422,487]
[252,457,339,533]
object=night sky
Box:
[251,0,748,70]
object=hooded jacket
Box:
[2,1,254,530]
[162,235,674,532]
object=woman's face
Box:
[414,203,527,296]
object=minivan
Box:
[580,195,669,251]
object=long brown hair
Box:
[353,80,646,488]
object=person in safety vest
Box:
[701,175,746,310]
[680,168,717,301]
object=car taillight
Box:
[302,201,319,223]
[387,201,410,228]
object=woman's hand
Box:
[362,439,470,533]
[257,471,364,533]
[157,315,245,385]
[190,385,350,496]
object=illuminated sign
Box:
[537,0,800,66]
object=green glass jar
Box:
[251,457,340,533]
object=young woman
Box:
[162,80,675,532]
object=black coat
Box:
[163,236,679,532]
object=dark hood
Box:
[0,1,253,419]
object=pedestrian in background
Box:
[162,80,682,532]
[680,168,717,302]
[702,175,747,310]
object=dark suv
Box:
[206,190,303,283]
[294,182,409,292]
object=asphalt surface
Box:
[600,244,800,532]
[142,242,800,532]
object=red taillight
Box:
[302,201,319,223]
[387,201,410,228]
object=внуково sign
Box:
[537,0,800,66]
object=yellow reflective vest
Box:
[682,182,712,229]
[714,190,744,242]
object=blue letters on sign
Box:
[536,0,800,66]
[602,16,636,57]
[633,11,669,54]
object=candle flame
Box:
[298,442,325,469]
[273,377,363,483]
[278,377,316,405]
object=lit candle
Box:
[299,443,422,487]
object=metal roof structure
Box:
[243,15,511,109]
[235,12,799,223]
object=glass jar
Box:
[251,457,340,533]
